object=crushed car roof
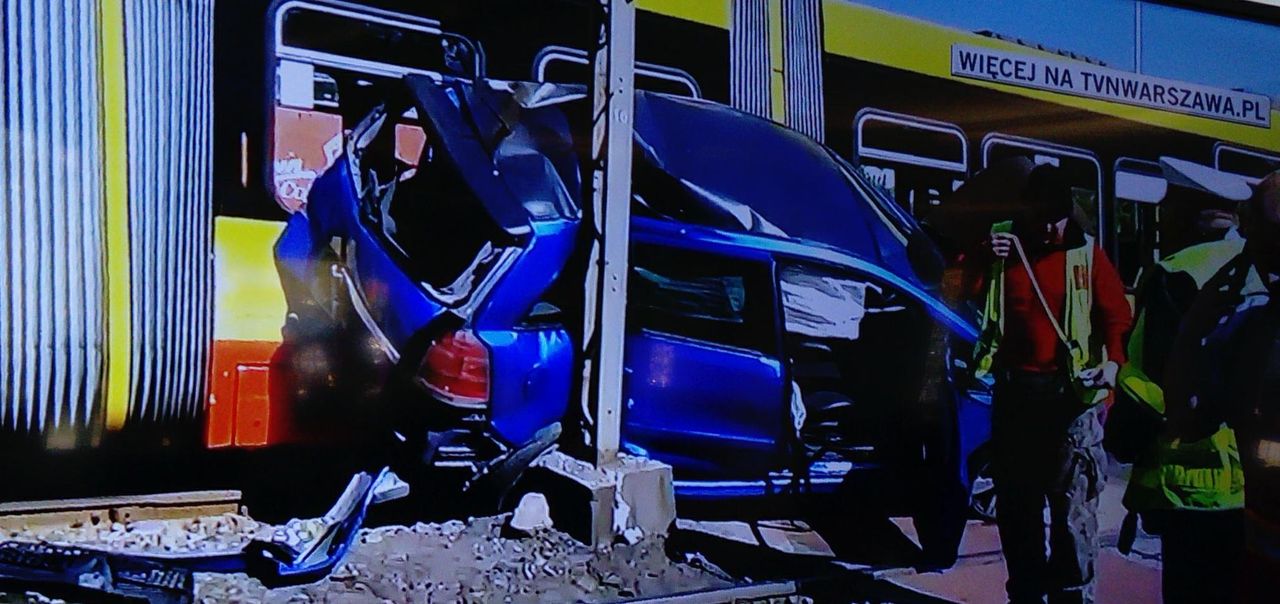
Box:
[400,75,925,278]
[630,92,919,271]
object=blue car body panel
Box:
[346,222,449,348]
[275,211,322,304]
[956,388,993,487]
[275,159,360,301]
[481,326,575,447]
[473,219,579,331]
[622,330,787,477]
[306,157,360,241]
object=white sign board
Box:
[951,44,1271,128]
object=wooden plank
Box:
[0,490,241,531]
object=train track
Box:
[0,490,241,533]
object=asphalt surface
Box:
[659,463,1162,603]
[889,466,1162,603]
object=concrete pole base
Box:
[527,451,675,548]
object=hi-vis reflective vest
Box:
[1122,238,1247,513]
[972,223,1106,405]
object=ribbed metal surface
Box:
[783,0,825,142]
[123,0,214,423]
[730,0,772,119]
[0,0,106,433]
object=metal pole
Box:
[1134,1,1143,75]
[582,0,635,468]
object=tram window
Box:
[533,46,702,98]
[1072,188,1099,238]
[859,163,961,219]
[860,121,965,168]
[270,64,428,213]
[1114,159,1167,287]
[1216,145,1280,183]
[279,5,478,77]
[266,3,479,213]
[860,166,895,192]
[271,64,411,213]
[1114,200,1159,287]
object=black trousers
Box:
[1143,509,1244,604]
[992,370,1106,604]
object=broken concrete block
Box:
[614,456,676,539]
[527,451,617,547]
[524,451,675,547]
[507,493,554,535]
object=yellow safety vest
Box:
[1121,239,1248,513]
[972,225,1104,405]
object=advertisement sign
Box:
[952,43,1272,127]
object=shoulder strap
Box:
[1010,235,1072,348]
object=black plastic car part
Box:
[0,540,194,604]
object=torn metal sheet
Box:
[243,467,406,587]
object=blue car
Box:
[275,75,990,563]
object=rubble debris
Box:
[197,516,731,603]
[506,493,553,536]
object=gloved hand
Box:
[1077,360,1119,390]
[989,232,1015,259]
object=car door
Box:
[621,242,789,479]
[777,255,986,491]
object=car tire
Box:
[905,391,967,571]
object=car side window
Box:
[779,263,909,341]
[628,244,776,354]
